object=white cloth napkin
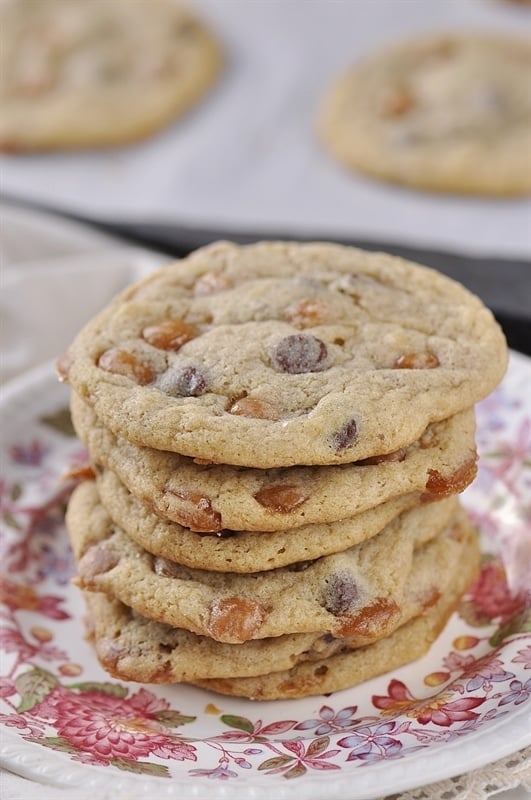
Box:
[0,203,166,384]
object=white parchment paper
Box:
[1,0,530,257]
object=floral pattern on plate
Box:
[0,354,530,792]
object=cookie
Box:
[82,516,479,694]
[68,478,463,644]
[96,468,453,572]
[318,33,531,196]
[61,241,506,468]
[0,0,222,152]
[71,393,476,533]
[194,526,479,699]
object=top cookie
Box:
[318,33,531,196]
[0,0,222,151]
[62,241,507,468]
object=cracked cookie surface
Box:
[63,241,507,468]
[68,479,464,644]
[71,394,476,532]
[81,515,479,694]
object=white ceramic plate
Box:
[0,354,530,800]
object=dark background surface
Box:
[84,216,531,358]
[3,196,530,357]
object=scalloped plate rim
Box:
[0,354,530,800]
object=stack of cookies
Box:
[60,241,507,700]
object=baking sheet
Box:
[1,0,530,258]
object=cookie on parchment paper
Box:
[319,33,531,196]
[0,0,222,151]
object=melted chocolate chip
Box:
[332,418,358,451]
[270,334,328,374]
[324,572,359,615]
[157,366,207,397]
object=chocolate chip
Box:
[324,572,359,615]
[332,418,358,451]
[157,366,207,397]
[270,334,328,374]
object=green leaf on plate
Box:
[16,667,58,712]
[111,758,170,777]
[490,608,531,646]
[66,681,128,697]
[155,710,196,727]
[220,714,254,733]
[258,755,293,771]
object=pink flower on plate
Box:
[512,645,531,669]
[39,688,196,763]
[373,680,485,727]
[0,580,69,620]
[464,559,526,625]
[9,440,48,467]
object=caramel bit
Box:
[153,557,189,579]
[284,298,331,328]
[270,334,328,374]
[226,395,281,420]
[332,418,358,452]
[98,348,155,385]
[62,462,96,483]
[394,351,440,369]
[253,484,310,513]
[356,448,407,466]
[77,544,119,585]
[335,598,400,639]
[421,587,441,610]
[142,319,198,351]
[194,271,233,295]
[207,596,267,643]
[166,489,222,532]
[382,86,416,117]
[424,457,478,497]
[56,350,73,383]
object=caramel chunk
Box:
[56,350,73,383]
[381,86,416,117]
[336,598,400,638]
[153,557,189,579]
[356,448,407,466]
[424,457,478,497]
[142,319,198,351]
[194,272,233,295]
[394,351,440,369]
[226,396,281,420]
[77,544,119,585]
[284,298,332,328]
[270,334,328,373]
[207,597,267,643]
[164,489,222,532]
[98,348,154,385]
[253,484,310,513]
